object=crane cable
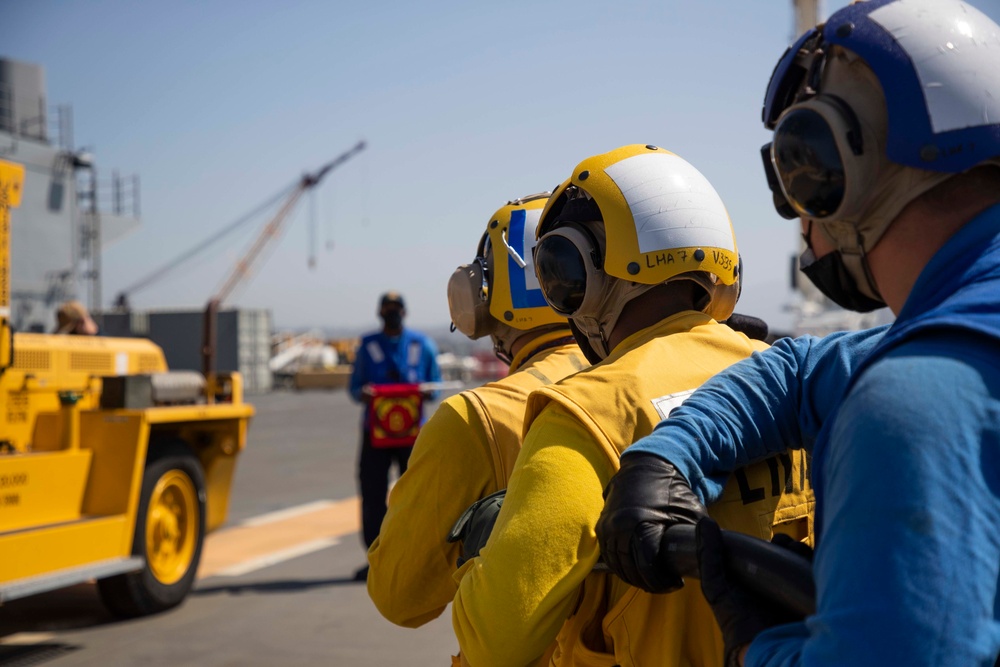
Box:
[115,180,299,301]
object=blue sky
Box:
[5,1,997,332]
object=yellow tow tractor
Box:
[0,159,253,617]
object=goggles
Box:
[532,223,605,317]
[761,27,859,221]
[763,94,873,222]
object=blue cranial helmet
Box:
[764,0,1000,174]
[760,0,1000,312]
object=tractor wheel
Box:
[97,441,206,618]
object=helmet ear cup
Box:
[704,280,740,322]
[447,258,494,339]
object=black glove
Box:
[446,489,506,568]
[721,313,769,342]
[596,452,708,593]
[697,518,804,666]
[769,532,814,562]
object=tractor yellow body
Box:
[0,159,253,616]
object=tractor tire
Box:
[97,441,206,618]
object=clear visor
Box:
[772,107,847,219]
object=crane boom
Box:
[212,188,306,304]
[211,140,367,304]
[202,140,367,379]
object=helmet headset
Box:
[447,193,568,364]
[447,231,492,338]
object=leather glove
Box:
[596,452,708,593]
[697,517,804,667]
[770,532,814,562]
[721,313,769,342]
[447,489,506,568]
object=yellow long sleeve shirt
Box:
[453,313,813,667]
[367,331,587,628]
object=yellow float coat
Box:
[453,312,813,667]
[367,331,587,628]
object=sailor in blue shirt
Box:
[597,1,1000,664]
[349,292,441,581]
[624,326,885,509]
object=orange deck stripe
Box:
[198,497,360,578]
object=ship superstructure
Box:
[0,57,139,332]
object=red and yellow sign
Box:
[368,383,423,448]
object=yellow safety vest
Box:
[368,330,587,628]
[519,313,812,667]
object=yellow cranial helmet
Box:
[447,192,568,363]
[534,144,741,358]
[539,144,739,286]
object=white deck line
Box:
[212,537,340,577]
[238,499,337,528]
[0,632,56,645]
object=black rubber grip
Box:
[658,524,816,617]
[593,524,815,617]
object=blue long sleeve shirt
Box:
[349,328,441,425]
[627,326,887,503]
[629,203,1000,665]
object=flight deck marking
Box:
[199,497,360,579]
[212,537,341,577]
[0,632,56,645]
[239,499,336,527]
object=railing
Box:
[77,170,141,219]
[0,86,75,151]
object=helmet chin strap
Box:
[567,319,604,366]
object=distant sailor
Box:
[55,300,99,335]
[348,292,440,582]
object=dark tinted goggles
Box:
[760,143,798,220]
[768,95,865,220]
[534,235,586,315]
[771,107,847,218]
[532,224,603,316]
[477,232,492,293]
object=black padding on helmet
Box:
[554,196,603,225]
